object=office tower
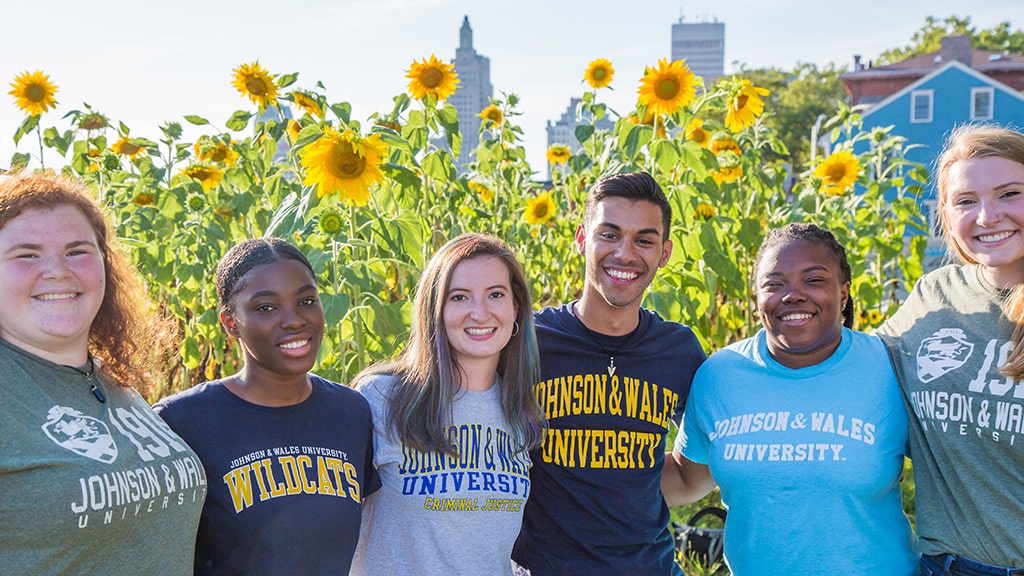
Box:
[449,16,493,172]
[670,16,725,87]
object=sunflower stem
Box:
[35,124,46,170]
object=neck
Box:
[226,368,313,407]
[455,358,498,392]
[980,262,1024,290]
[574,296,640,336]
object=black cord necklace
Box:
[66,355,106,403]
[571,303,636,378]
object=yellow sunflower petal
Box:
[8,70,58,116]
[546,144,571,165]
[637,58,696,117]
[724,80,770,133]
[406,54,460,101]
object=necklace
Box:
[67,356,106,403]
[571,303,635,378]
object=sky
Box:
[0,0,1018,176]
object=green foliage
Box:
[877,15,1024,65]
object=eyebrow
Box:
[247,284,318,299]
[765,264,831,277]
[448,284,509,293]
[3,239,97,254]
[597,222,662,237]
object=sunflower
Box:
[725,80,770,133]
[711,137,741,156]
[627,109,667,138]
[186,194,205,211]
[301,127,389,205]
[686,118,710,147]
[637,58,696,117]
[112,137,148,160]
[468,181,494,203]
[857,309,885,328]
[231,62,278,110]
[287,120,303,142]
[525,192,556,225]
[132,192,156,206]
[8,70,58,116]
[815,150,861,196]
[78,112,109,132]
[480,104,503,127]
[318,207,344,235]
[289,90,323,118]
[194,138,238,166]
[694,202,717,220]
[546,144,571,165]
[584,58,614,89]
[712,165,743,185]
[406,54,460,101]
[180,164,224,191]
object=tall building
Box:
[670,16,725,88]
[449,16,493,172]
[545,97,615,177]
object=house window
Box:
[972,87,994,120]
[911,90,933,123]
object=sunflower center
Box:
[655,77,680,100]
[245,75,268,96]
[735,94,749,110]
[420,68,444,89]
[328,143,366,180]
[533,204,549,219]
[25,84,46,102]
[593,68,607,80]
[825,164,848,183]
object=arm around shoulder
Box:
[662,447,715,508]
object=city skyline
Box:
[0,0,1017,178]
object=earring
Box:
[512,320,520,336]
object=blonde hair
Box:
[934,125,1024,378]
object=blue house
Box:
[833,36,1024,265]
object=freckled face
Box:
[756,240,849,369]
[942,156,1024,288]
[0,205,105,364]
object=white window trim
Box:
[971,87,994,121]
[911,90,933,123]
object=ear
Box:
[220,310,239,337]
[840,281,851,317]
[659,239,673,268]
[574,224,586,255]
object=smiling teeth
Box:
[36,293,76,301]
[978,231,1013,242]
[466,328,494,335]
[782,313,812,322]
[279,340,308,349]
[607,269,638,280]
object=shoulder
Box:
[312,375,370,408]
[153,380,224,414]
[354,372,400,405]
[640,308,705,354]
[534,304,572,330]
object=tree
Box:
[877,15,1024,65]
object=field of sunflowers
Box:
[6,55,928,398]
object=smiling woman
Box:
[665,223,917,575]
[0,171,203,575]
[153,237,380,575]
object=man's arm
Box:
[661,448,716,508]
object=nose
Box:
[279,305,305,329]
[977,201,1002,227]
[41,255,73,280]
[781,288,805,304]
[614,240,638,262]
[468,300,488,321]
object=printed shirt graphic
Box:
[0,340,205,575]
[351,374,532,576]
[513,304,706,576]
[877,264,1024,567]
[154,376,378,576]
[679,328,916,576]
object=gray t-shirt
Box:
[877,264,1024,567]
[351,374,532,576]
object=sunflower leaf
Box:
[226,111,253,132]
[184,115,210,126]
[330,103,352,124]
[574,124,595,144]
[13,115,39,145]
[277,73,299,89]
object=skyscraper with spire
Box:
[449,16,493,172]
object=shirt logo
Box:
[916,328,974,383]
[42,405,118,464]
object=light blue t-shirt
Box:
[677,328,917,576]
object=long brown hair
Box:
[353,233,545,456]
[934,125,1024,378]
[0,172,175,392]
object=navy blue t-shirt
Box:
[154,375,380,576]
[513,303,706,576]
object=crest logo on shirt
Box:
[916,328,974,383]
[42,405,118,464]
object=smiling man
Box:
[512,172,706,576]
